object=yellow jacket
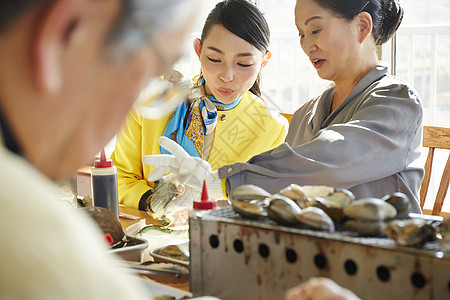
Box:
[111,91,288,209]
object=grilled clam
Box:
[278,184,310,208]
[294,207,335,232]
[232,199,267,219]
[381,192,411,219]
[437,217,450,253]
[343,198,397,236]
[384,218,437,247]
[230,184,271,202]
[310,189,355,223]
[345,219,385,236]
[267,195,301,226]
[301,185,335,199]
[344,198,397,221]
[325,189,355,206]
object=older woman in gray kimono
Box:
[146,0,423,214]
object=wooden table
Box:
[118,205,190,292]
[119,205,162,229]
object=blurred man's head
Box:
[0,0,198,179]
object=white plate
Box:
[108,236,149,262]
[150,242,189,266]
[139,277,192,298]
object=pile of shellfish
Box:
[230,184,447,249]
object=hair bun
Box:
[376,0,403,45]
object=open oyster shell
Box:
[383,218,437,247]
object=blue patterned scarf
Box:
[161,76,241,158]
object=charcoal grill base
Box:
[189,207,450,300]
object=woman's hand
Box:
[285,278,360,300]
[143,136,213,188]
[142,137,223,199]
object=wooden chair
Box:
[420,126,450,216]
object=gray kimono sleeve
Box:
[218,82,423,205]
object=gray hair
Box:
[108,0,198,58]
[0,0,198,53]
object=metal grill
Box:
[189,207,450,300]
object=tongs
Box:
[121,261,189,278]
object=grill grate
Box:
[198,207,441,252]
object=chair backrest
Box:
[420,126,450,215]
[280,113,293,124]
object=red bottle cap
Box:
[104,233,114,246]
[94,149,113,168]
[193,180,217,210]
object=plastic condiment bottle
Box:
[192,180,217,210]
[91,149,119,218]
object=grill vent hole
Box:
[285,249,297,264]
[314,254,327,270]
[233,239,244,253]
[209,235,219,249]
[376,266,390,282]
[258,244,270,258]
[344,259,358,275]
[411,272,426,289]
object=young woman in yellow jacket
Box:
[111,0,288,210]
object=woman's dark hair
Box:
[313,0,403,45]
[200,0,270,97]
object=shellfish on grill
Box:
[345,219,386,236]
[381,192,412,219]
[230,184,271,202]
[278,184,310,208]
[309,188,355,223]
[383,218,437,247]
[343,198,397,236]
[232,199,267,219]
[301,185,335,199]
[344,198,397,221]
[437,217,450,253]
[294,206,335,232]
[267,195,301,226]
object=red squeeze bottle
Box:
[193,180,217,210]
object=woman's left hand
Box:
[143,136,216,190]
